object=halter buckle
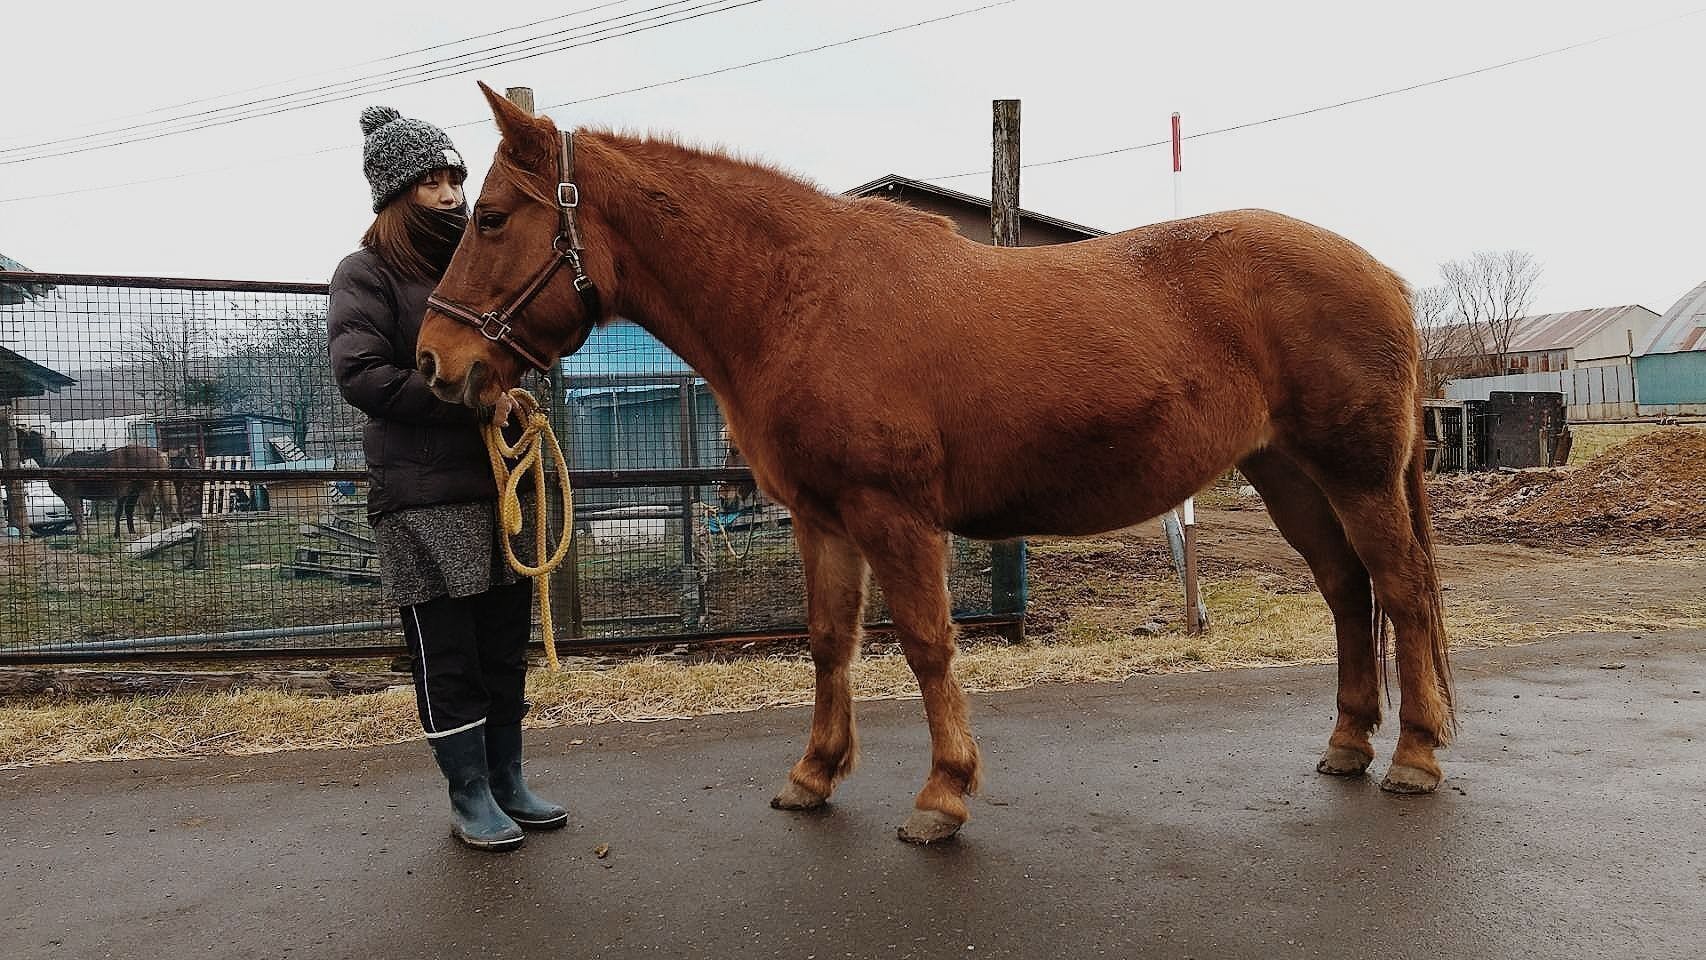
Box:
[557,182,579,208]
[476,312,511,342]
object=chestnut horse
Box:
[418,83,1454,844]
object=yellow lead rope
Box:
[482,387,574,671]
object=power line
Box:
[926,4,1706,182]
[0,0,1017,204]
[0,0,760,166]
[535,0,1018,110]
[0,0,642,150]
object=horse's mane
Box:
[492,126,959,238]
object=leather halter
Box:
[426,131,603,373]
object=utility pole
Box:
[989,99,1027,641]
[504,84,585,645]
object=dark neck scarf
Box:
[409,203,469,279]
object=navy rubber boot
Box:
[427,726,525,851]
[486,723,568,830]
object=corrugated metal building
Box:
[1500,305,1659,372]
[1632,281,1706,411]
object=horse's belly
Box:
[943,413,1260,540]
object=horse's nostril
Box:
[418,350,438,383]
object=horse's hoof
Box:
[1380,764,1442,794]
[770,780,828,811]
[1317,746,1374,777]
[897,809,963,845]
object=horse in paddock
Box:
[715,426,760,514]
[417,83,1454,844]
[49,445,177,537]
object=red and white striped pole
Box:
[1172,111,1203,634]
[1171,111,1184,219]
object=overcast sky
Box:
[2,0,1701,316]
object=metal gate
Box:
[0,270,1021,663]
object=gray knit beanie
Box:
[360,106,468,212]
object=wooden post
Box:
[678,376,703,627]
[506,85,584,643]
[503,85,535,117]
[988,99,1027,641]
[1,401,28,534]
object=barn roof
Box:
[1635,280,1706,356]
[0,344,76,401]
[1505,305,1658,353]
[843,174,1108,239]
[0,253,56,306]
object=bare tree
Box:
[1439,250,1541,375]
[135,309,243,418]
[1413,284,1478,397]
[224,310,338,451]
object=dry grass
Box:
[11,565,1696,769]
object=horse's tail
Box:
[1405,402,1455,743]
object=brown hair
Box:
[361,199,451,284]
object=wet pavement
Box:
[3,630,1702,960]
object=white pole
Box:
[1171,111,1203,633]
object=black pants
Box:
[400,581,533,738]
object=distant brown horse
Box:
[715,426,759,514]
[418,83,1454,844]
[50,445,176,537]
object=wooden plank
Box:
[126,521,203,558]
[0,667,407,699]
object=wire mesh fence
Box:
[0,271,1018,663]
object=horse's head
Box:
[417,82,615,410]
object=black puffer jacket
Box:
[327,247,494,519]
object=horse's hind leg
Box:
[1239,449,1379,775]
[842,500,979,844]
[1315,463,1454,793]
[771,520,869,811]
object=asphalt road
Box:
[3,630,1701,960]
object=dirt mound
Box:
[1513,429,1706,532]
[1430,428,1706,542]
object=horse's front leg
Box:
[771,520,869,810]
[845,505,980,844]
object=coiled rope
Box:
[482,388,574,671]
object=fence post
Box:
[988,99,1027,642]
[678,377,704,627]
[1,401,27,534]
[507,85,585,643]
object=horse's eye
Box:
[477,211,508,231]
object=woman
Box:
[328,105,565,851]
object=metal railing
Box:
[0,271,1020,663]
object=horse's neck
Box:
[586,137,821,399]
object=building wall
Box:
[1572,311,1655,364]
[1502,349,1570,374]
[1633,352,1706,410]
[1445,367,1638,421]
[1571,355,1633,369]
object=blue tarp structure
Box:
[561,320,694,395]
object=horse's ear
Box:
[478,81,554,160]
